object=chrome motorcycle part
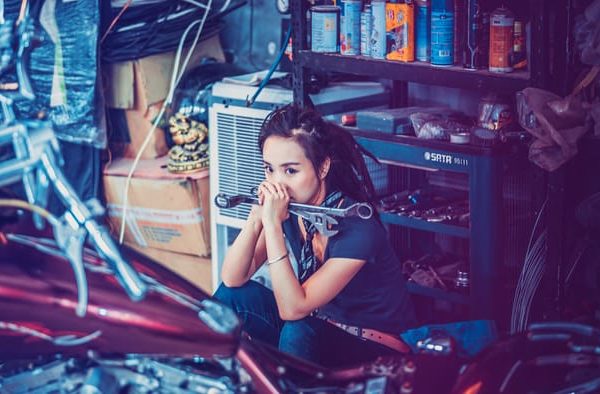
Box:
[0,234,241,360]
[0,356,243,394]
[0,230,464,393]
[41,147,148,302]
[0,2,146,307]
[6,232,238,340]
[0,120,148,306]
[198,299,241,335]
[80,367,120,394]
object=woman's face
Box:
[262,135,325,205]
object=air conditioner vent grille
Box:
[215,111,266,219]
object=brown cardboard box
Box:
[104,34,225,109]
[104,156,211,257]
[104,34,225,159]
[128,244,212,294]
[116,102,170,160]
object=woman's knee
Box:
[213,280,274,311]
[279,320,307,344]
[214,281,281,346]
[279,319,319,358]
[213,282,243,306]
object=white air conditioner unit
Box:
[209,77,388,289]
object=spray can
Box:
[415,0,430,62]
[341,0,362,55]
[360,3,372,56]
[489,6,514,73]
[430,0,454,66]
[370,0,386,59]
[386,2,415,62]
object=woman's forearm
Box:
[263,222,307,320]
[220,216,263,286]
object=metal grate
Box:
[214,109,266,220]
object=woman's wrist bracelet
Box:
[266,252,289,266]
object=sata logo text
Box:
[424,152,452,164]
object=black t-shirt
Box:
[283,199,417,335]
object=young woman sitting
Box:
[214,105,416,367]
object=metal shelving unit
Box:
[291,0,551,325]
[350,131,505,321]
[379,213,469,239]
[292,1,550,106]
[298,51,531,93]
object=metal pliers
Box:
[214,192,373,237]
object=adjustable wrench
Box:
[214,193,373,237]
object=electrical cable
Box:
[101,0,244,63]
[246,23,292,107]
[118,0,212,244]
[512,230,547,333]
[217,0,232,12]
[100,0,133,44]
[0,198,59,226]
[513,241,536,331]
[513,235,543,332]
[526,198,547,258]
[522,240,546,330]
[511,198,548,333]
[521,232,546,330]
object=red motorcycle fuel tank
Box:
[0,224,240,361]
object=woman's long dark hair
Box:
[258,104,377,203]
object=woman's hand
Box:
[247,203,264,233]
[258,181,290,227]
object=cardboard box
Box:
[110,101,170,160]
[104,35,225,159]
[104,156,211,256]
[103,34,226,109]
[128,244,212,294]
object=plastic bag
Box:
[8,0,104,148]
[516,87,590,171]
[574,0,600,65]
[410,110,472,140]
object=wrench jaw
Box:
[296,212,339,237]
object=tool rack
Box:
[290,0,565,326]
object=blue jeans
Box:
[214,281,396,367]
